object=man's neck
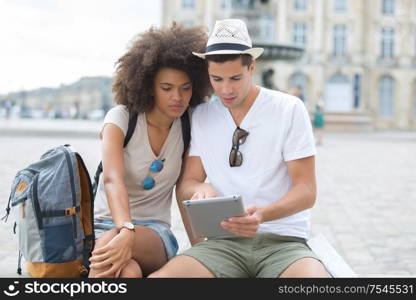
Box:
[229,85,260,127]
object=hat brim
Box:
[192,47,264,60]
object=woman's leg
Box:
[130,225,169,277]
[119,259,142,278]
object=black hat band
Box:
[205,43,251,53]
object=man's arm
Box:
[259,155,316,221]
[221,156,316,237]
[176,155,218,245]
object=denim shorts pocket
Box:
[160,226,179,258]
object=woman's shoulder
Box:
[102,105,137,137]
[105,104,129,118]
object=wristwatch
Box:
[117,221,135,233]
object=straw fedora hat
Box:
[193,19,264,59]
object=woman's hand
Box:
[89,229,135,278]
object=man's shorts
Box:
[180,233,320,277]
[94,219,179,259]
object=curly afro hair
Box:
[112,23,212,114]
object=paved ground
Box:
[0,118,415,277]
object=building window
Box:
[181,20,195,27]
[325,73,353,112]
[334,0,347,12]
[333,24,347,56]
[353,74,361,108]
[232,0,255,9]
[379,75,394,117]
[294,0,307,11]
[221,0,232,9]
[293,23,307,46]
[182,0,195,9]
[382,0,395,15]
[381,27,395,59]
[258,14,274,42]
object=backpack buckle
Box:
[65,207,76,216]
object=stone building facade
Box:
[162,0,416,130]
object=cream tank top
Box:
[94,105,184,226]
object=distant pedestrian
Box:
[290,85,305,102]
[313,101,325,146]
[4,100,12,119]
[73,100,81,119]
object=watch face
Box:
[123,222,134,230]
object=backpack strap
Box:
[17,250,23,275]
[180,110,191,158]
[124,112,138,147]
[1,194,12,222]
[92,112,138,198]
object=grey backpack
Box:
[3,145,94,277]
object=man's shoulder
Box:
[259,87,303,110]
[192,97,224,116]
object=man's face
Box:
[207,58,255,110]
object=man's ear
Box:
[249,59,256,74]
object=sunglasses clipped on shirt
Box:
[229,127,249,167]
[142,159,165,190]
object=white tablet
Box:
[183,195,245,239]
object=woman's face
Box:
[152,68,192,119]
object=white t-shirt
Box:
[94,105,184,226]
[189,88,316,239]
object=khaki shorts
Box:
[180,233,320,278]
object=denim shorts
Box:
[94,219,179,259]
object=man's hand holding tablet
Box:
[183,195,247,239]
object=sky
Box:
[0,0,161,94]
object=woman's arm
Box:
[101,124,131,226]
[89,123,135,277]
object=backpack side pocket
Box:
[11,169,43,263]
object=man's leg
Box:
[148,255,215,278]
[279,257,330,278]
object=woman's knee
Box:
[120,259,143,278]
[88,230,118,278]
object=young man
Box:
[150,19,329,278]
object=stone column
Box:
[277,0,287,42]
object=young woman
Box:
[88,24,211,278]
